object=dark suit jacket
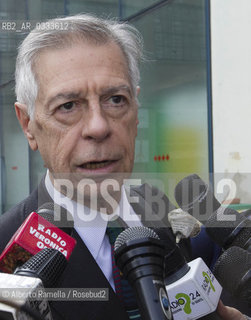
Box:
[0,178,190,320]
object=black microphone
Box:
[14,247,67,288]
[213,246,251,306]
[114,226,173,320]
[175,174,251,252]
[0,248,66,320]
[174,174,221,221]
[14,248,67,319]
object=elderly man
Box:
[0,14,248,320]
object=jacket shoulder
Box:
[0,188,38,252]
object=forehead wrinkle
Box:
[34,42,133,107]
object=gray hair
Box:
[15,14,144,118]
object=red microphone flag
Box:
[0,212,76,273]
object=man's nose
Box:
[82,105,111,142]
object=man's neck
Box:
[48,171,122,214]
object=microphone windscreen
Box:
[174,174,220,221]
[113,226,167,289]
[213,247,251,301]
[205,207,251,248]
[231,227,251,248]
[14,248,67,288]
[114,226,159,251]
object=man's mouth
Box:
[79,160,115,170]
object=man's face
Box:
[20,41,139,202]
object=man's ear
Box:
[15,102,38,151]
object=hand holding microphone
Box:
[174,174,251,317]
[167,208,202,243]
[174,174,251,252]
[216,300,248,320]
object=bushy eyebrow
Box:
[45,85,133,107]
[45,92,82,108]
[100,85,132,97]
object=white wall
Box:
[211,0,251,203]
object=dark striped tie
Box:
[106,220,141,320]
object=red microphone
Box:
[0,209,76,273]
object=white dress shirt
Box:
[45,171,142,290]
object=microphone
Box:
[14,247,67,288]
[0,273,46,320]
[213,246,251,306]
[174,174,221,221]
[155,228,222,320]
[0,248,66,320]
[0,206,76,273]
[174,174,251,252]
[205,207,251,252]
[114,226,173,320]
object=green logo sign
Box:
[175,293,191,314]
[202,271,215,292]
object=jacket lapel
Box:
[37,178,129,320]
[50,230,129,320]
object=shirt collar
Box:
[45,171,106,259]
[44,171,141,259]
